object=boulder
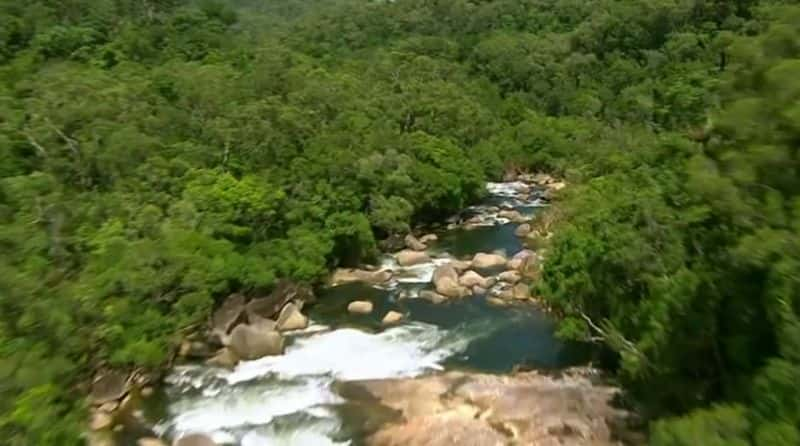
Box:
[486,297,509,307]
[432,263,458,284]
[419,290,447,304]
[348,300,374,314]
[498,270,522,284]
[276,303,309,331]
[332,268,393,286]
[548,181,567,191]
[211,293,245,337]
[419,234,439,244]
[436,276,469,298]
[206,348,239,369]
[247,315,277,333]
[138,438,168,446]
[450,259,472,272]
[513,283,531,300]
[496,287,515,301]
[246,281,313,322]
[228,325,285,360]
[90,371,128,405]
[458,270,493,289]
[532,172,555,185]
[396,250,431,267]
[514,223,532,238]
[382,311,404,325]
[404,234,428,251]
[471,253,508,270]
[173,434,217,446]
[498,209,526,223]
[90,411,113,431]
[507,250,535,271]
[473,286,488,295]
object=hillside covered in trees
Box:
[1,0,798,444]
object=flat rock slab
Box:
[340,368,630,446]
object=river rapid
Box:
[134,182,590,446]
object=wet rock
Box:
[206,347,239,369]
[498,209,527,223]
[513,283,531,300]
[91,371,128,405]
[419,290,447,304]
[138,438,168,446]
[471,253,507,270]
[246,281,313,322]
[276,302,309,331]
[450,260,472,272]
[90,411,113,431]
[348,300,374,314]
[419,234,438,244]
[433,264,468,298]
[433,263,458,284]
[498,270,522,284]
[332,268,393,286]
[473,286,488,295]
[173,434,217,446]
[228,324,284,360]
[514,223,532,237]
[458,270,493,289]
[404,234,427,251]
[507,250,534,271]
[348,368,628,446]
[396,250,431,267]
[486,297,509,307]
[382,311,404,325]
[211,293,245,337]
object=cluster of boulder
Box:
[180,281,314,369]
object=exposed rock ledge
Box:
[338,368,637,446]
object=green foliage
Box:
[0,0,796,443]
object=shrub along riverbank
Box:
[1,1,798,444]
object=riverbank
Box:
[95,175,634,446]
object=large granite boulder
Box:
[276,302,309,331]
[246,281,313,322]
[471,253,507,270]
[404,234,427,251]
[396,250,431,267]
[211,293,245,337]
[348,300,374,314]
[458,271,494,289]
[228,324,284,360]
[90,371,128,405]
[332,268,393,286]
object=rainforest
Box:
[1,0,799,445]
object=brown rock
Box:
[513,283,531,300]
[276,302,309,331]
[450,260,472,272]
[211,293,245,337]
[331,268,393,286]
[138,438,168,446]
[458,271,493,289]
[419,234,438,244]
[348,300,374,314]
[228,325,284,360]
[471,253,507,270]
[382,311,404,325]
[419,290,447,304]
[396,250,431,267]
[246,281,313,323]
[141,387,154,398]
[498,270,522,284]
[90,411,113,431]
[498,209,527,223]
[173,434,217,446]
[404,234,428,251]
[206,347,239,369]
[486,297,509,307]
[91,371,128,405]
[432,264,458,284]
[180,340,213,358]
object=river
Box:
[133,181,591,445]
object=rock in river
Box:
[395,250,431,267]
[228,324,284,360]
[404,234,427,251]
[471,252,507,270]
[433,264,468,298]
[382,311,404,325]
[498,270,522,284]
[419,233,438,244]
[276,302,309,331]
[348,300,374,314]
[173,434,217,446]
[332,268,393,286]
[458,270,494,289]
[211,293,245,338]
[339,368,630,446]
[206,347,239,369]
[514,223,532,238]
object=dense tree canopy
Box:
[0,0,797,444]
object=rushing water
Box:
[136,182,590,446]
